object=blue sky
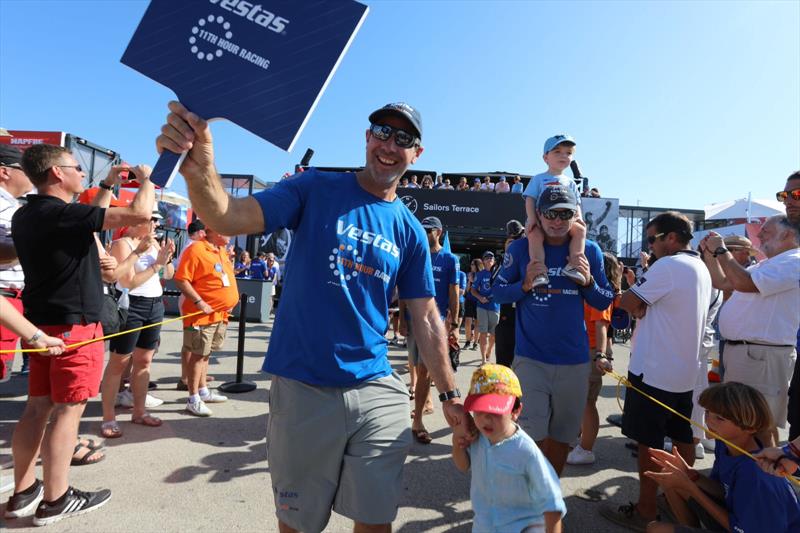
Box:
[1,0,798,210]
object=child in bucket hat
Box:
[452,364,566,532]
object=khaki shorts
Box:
[723,343,797,428]
[513,356,590,443]
[182,321,228,356]
[587,360,604,402]
[267,372,412,532]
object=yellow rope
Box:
[0,311,204,354]
[607,369,800,488]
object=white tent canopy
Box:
[704,196,785,221]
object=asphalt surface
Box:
[0,318,787,532]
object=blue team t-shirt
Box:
[472,269,499,312]
[458,270,467,304]
[248,259,266,280]
[492,237,614,365]
[430,249,458,319]
[710,440,800,532]
[253,169,434,386]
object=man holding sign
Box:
[156,101,468,532]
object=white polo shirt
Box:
[628,250,712,393]
[0,187,24,290]
[719,247,800,346]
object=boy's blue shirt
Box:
[492,237,613,365]
[467,426,566,532]
[458,270,467,304]
[253,169,434,387]
[472,269,499,312]
[710,440,800,532]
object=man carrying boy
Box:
[522,134,587,287]
[492,185,614,476]
[600,211,711,531]
[452,364,566,533]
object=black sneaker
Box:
[462,341,470,350]
[32,486,111,526]
[176,380,188,391]
[4,478,43,518]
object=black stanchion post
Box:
[219,293,256,393]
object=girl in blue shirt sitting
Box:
[645,382,800,533]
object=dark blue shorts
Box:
[109,295,164,354]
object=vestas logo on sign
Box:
[208,0,289,33]
[401,196,418,214]
[336,219,400,258]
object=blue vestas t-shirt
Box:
[248,259,266,280]
[472,270,500,312]
[254,169,435,386]
[458,270,467,304]
[710,440,800,532]
[430,250,458,319]
[492,237,614,365]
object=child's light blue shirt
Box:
[522,172,580,202]
[467,426,566,533]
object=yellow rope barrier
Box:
[606,369,800,488]
[0,311,204,354]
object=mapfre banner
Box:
[0,131,66,149]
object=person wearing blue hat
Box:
[522,134,587,289]
[156,101,469,533]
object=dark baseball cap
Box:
[368,102,422,139]
[537,185,578,212]
[0,145,23,167]
[482,250,495,259]
[421,216,443,230]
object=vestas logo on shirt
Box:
[336,220,400,258]
[208,0,289,33]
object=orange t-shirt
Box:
[584,299,614,351]
[174,240,239,327]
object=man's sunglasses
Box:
[369,123,419,149]
[541,209,575,221]
[57,164,83,172]
[776,188,800,202]
[0,163,23,169]
[647,232,665,244]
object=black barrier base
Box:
[218,381,257,394]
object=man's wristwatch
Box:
[450,322,459,329]
[98,181,113,191]
[713,246,729,258]
[28,329,44,344]
[438,389,461,402]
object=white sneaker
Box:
[532,274,549,288]
[695,442,705,460]
[562,264,587,285]
[185,399,213,417]
[200,392,228,403]
[116,389,163,408]
[567,444,596,465]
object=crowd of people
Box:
[397,173,605,198]
[1,104,798,533]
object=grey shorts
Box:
[267,373,412,531]
[513,356,590,443]
[476,308,499,334]
[406,322,422,367]
[723,343,796,428]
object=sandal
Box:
[101,421,123,439]
[132,413,162,427]
[71,444,106,466]
[423,405,434,415]
[412,429,433,444]
[78,437,104,451]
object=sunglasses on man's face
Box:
[369,123,419,149]
[776,188,800,202]
[541,209,575,221]
[647,232,666,245]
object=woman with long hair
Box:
[462,258,483,351]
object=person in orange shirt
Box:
[568,251,626,465]
[174,227,239,417]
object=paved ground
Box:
[0,318,782,532]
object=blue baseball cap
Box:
[537,185,578,211]
[543,134,576,155]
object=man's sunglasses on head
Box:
[369,123,419,149]
[541,209,575,221]
[776,188,800,202]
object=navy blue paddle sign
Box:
[122,0,369,187]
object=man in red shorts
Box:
[4,144,154,525]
